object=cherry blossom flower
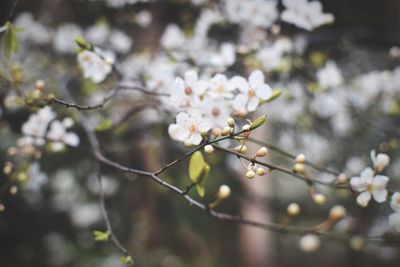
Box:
[370,150,390,172]
[231,70,272,113]
[350,167,389,207]
[169,70,208,111]
[168,111,211,146]
[21,106,56,145]
[281,0,334,31]
[47,120,80,151]
[207,73,235,99]
[77,49,114,83]
[161,24,186,50]
[317,60,343,88]
[200,98,232,128]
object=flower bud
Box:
[204,145,214,154]
[217,185,231,200]
[374,153,390,172]
[200,130,208,137]
[256,167,267,176]
[287,203,301,216]
[349,236,365,251]
[212,127,222,136]
[299,234,320,253]
[246,170,256,179]
[295,153,306,163]
[227,117,235,127]
[293,163,305,174]
[7,147,18,156]
[35,79,45,91]
[313,193,326,205]
[234,145,247,153]
[9,186,18,195]
[242,124,251,132]
[337,173,347,183]
[256,147,268,157]
[329,205,346,221]
[3,162,13,175]
[221,126,232,136]
[0,203,4,212]
[17,172,27,182]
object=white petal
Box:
[184,70,198,84]
[360,167,374,183]
[372,189,387,203]
[255,84,272,100]
[356,192,371,207]
[247,96,260,112]
[233,94,248,113]
[189,133,202,145]
[389,213,400,232]
[176,112,190,125]
[372,175,389,189]
[390,192,400,212]
[230,76,249,93]
[249,70,264,87]
[350,177,367,192]
[168,124,188,141]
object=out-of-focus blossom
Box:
[257,38,293,72]
[281,0,334,31]
[109,30,133,53]
[390,192,400,212]
[21,106,56,146]
[77,49,114,83]
[25,163,48,192]
[85,23,110,45]
[161,24,186,50]
[350,167,389,207]
[53,24,82,53]
[47,121,80,152]
[389,213,400,233]
[317,61,343,88]
[15,12,51,44]
[135,10,152,27]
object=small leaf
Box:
[189,151,205,183]
[4,25,19,60]
[95,118,113,131]
[196,184,205,198]
[75,35,93,50]
[249,115,267,130]
[120,255,134,265]
[265,89,281,102]
[93,230,111,242]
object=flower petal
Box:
[256,84,273,100]
[249,70,264,87]
[372,189,387,203]
[230,76,249,93]
[356,191,371,207]
[247,96,260,112]
[350,177,367,192]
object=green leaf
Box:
[120,255,134,265]
[265,89,281,102]
[249,115,267,130]
[196,184,205,198]
[4,24,19,60]
[93,230,111,242]
[95,118,113,131]
[189,151,206,183]
[75,35,93,50]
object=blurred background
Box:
[0,0,400,267]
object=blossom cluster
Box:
[168,70,273,145]
[19,106,79,152]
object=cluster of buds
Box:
[246,163,270,179]
[293,153,306,175]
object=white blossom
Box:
[371,150,390,172]
[161,24,186,50]
[231,70,272,113]
[47,120,80,151]
[350,167,389,207]
[53,24,82,54]
[135,10,152,27]
[21,106,56,146]
[207,73,235,99]
[389,213,400,233]
[109,30,133,53]
[168,111,211,146]
[390,192,400,212]
[77,49,114,83]
[317,61,343,88]
[281,0,334,31]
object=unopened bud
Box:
[204,145,214,154]
[32,89,42,99]
[35,80,45,91]
[212,127,222,136]
[256,147,268,157]
[17,172,27,182]
[329,205,346,221]
[227,117,235,127]
[9,186,18,195]
[242,124,251,132]
[313,193,326,205]
[200,131,208,137]
[221,126,232,136]
[246,170,256,179]
[293,163,305,174]
[0,203,4,212]
[256,167,267,176]
[217,185,231,199]
[299,234,320,253]
[234,145,247,153]
[337,173,347,183]
[287,203,301,216]
[295,153,306,163]
[3,162,13,175]
[349,236,365,251]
